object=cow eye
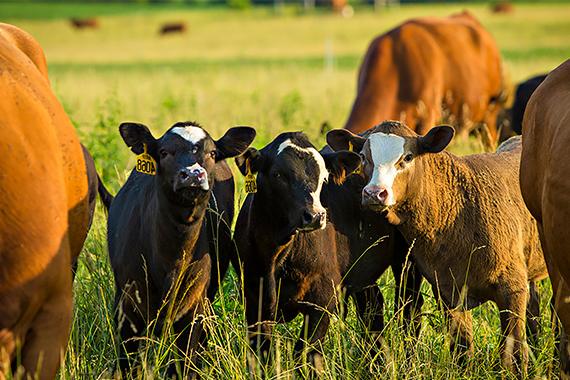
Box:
[191,146,199,154]
[160,150,169,159]
[403,153,413,163]
[209,151,216,159]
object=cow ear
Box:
[235,147,264,176]
[119,122,157,155]
[419,125,455,154]
[215,126,256,162]
[322,151,361,186]
[326,129,366,153]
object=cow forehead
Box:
[276,139,329,183]
[171,126,207,144]
[367,133,405,166]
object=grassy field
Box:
[3,2,569,378]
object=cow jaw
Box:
[363,133,405,207]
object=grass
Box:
[2,2,568,378]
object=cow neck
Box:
[153,183,211,260]
[393,152,471,250]
[249,191,295,267]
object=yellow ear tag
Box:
[348,141,363,175]
[135,144,157,176]
[244,159,257,194]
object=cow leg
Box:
[526,281,540,347]
[294,310,330,373]
[114,292,144,377]
[497,291,528,376]
[548,264,570,378]
[353,286,384,351]
[20,286,72,380]
[167,304,205,379]
[446,308,474,365]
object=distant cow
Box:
[511,74,548,135]
[101,121,254,377]
[491,1,514,14]
[69,18,99,29]
[234,132,423,369]
[0,23,92,379]
[328,122,547,375]
[344,11,505,149]
[159,22,187,35]
[520,60,570,378]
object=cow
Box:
[159,22,187,36]
[520,59,570,379]
[327,121,548,375]
[100,121,255,377]
[343,11,505,150]
[233,132,424,371]
[69,18,99,30]
[491,1,514,14]
[0,23,92,379]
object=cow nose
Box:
[363,186,389,205]
[174,165,209,191]
[301,210,326,229]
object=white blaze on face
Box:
[171,126,206,144]
[187,162,209,190]
[277,139,329,221]
[365,133,406,206]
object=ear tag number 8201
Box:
[244,159,257,194]
[348,141,363,175]
[136,144,157,176]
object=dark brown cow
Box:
[0,23,91,379]
[69,18,99,29]
[344,12,505,149]
[491,1,514,14]
[159,22,187,35]
[234,132,423,370]
[520,60,570,378]
[101,121,255,377]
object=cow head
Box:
[327,121,454,217]
[120,121,256,206]
[236,132,360,238]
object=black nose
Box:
[301,211,325,229]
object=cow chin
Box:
[171,185,209,206]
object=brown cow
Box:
[344,11,505,149]
[491,1,514,14]
[328,122,547,375]
[159,22,187,36]
[0,23,91,379]
[520,59,570,378]
[69,18,99,30]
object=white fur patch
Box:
[187,162,209,190]
[172,126,206,144]
[277,139,328,221]
[365,133,405,206]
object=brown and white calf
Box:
[328,121,548,375]
[234,132,423,368]
[101,121,255,377]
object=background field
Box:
[3,2,569,378]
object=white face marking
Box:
[187,162,209,190]
[364,133,405,206]
[171,126,206,144]
[277,139,328,222]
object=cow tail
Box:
[97,174,114,212]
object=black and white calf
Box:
[101,121,255,377]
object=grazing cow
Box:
[520,60,570,378]
[159,22,187,36]
[343,11,505,149]
[0,23,91,379]
[69,18,99,29]
[234,132,424,369]
[491,1,514,14]
[327,121,548,375]
[102,121,254,377]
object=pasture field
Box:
[3,2,569,378]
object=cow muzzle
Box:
[297,209,326,232]
[174,163,209,191]
[362,185,391,210]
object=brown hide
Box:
[520,59,570,377]
[0,23,89,379]
[344,12,504,148]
